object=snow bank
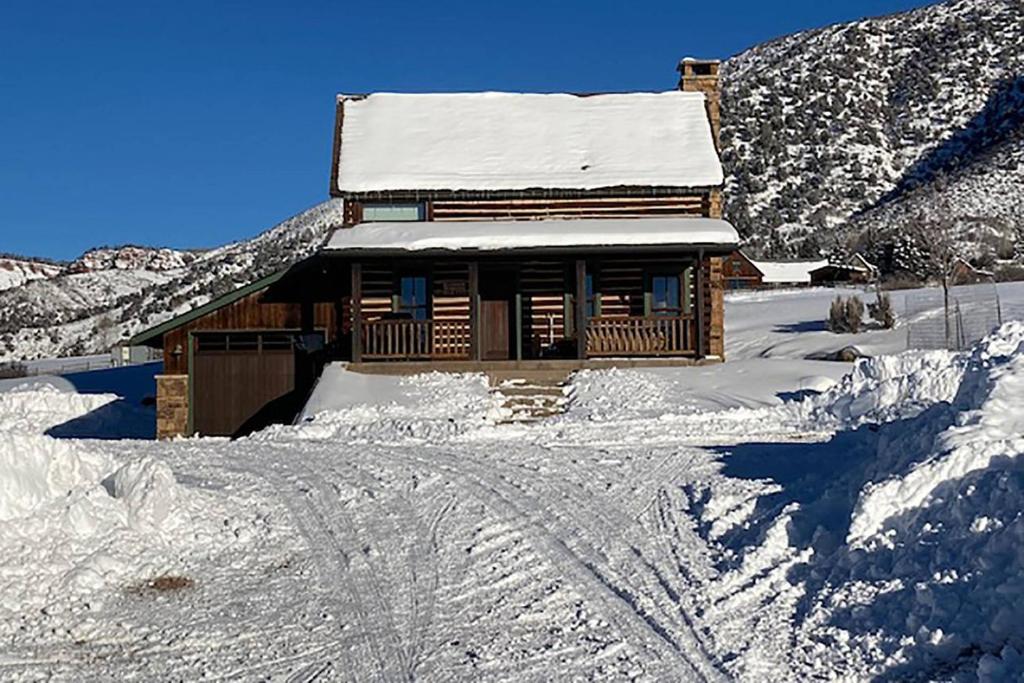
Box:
[270,364,505,442]
[0,382,118,435]
[0,385,261,624]
[848,322,1024,542]
[703,323,1024,680]
[799,348,965,427]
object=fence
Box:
[904,282,1015,351]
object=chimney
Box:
[678,58,721,151]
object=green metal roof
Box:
[127,269,289,347]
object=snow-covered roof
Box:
[325,218,738,254]
[334,92,723,193]
[749,259,829,284]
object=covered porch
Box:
[328,218,734,365]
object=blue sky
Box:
[2,0,933,260]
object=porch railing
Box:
[362,319,472,360]
[586,316,695,357]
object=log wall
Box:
[162,290,336,375]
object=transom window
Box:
[362,203,425,222]
[398,275,429,320]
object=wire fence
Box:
[904,282,1013,351]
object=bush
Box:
[868,291,896,329]
[0,361,28,379]
[828,295,865,334]
[995,264,1024,283]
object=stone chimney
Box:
[678,58,721,151]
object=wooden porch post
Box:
[468,261,481,361]
[575,259,587,360]
[350,261,363,363]
[695,249,705,359]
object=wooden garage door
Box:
[192,332,297,437]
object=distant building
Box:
[722,251,764,290]
[950,257,994,286]
[749,257,829,288]
[809,254,879,286]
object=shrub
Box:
[0,361,28,379]
[995,264,1024,283]
[828,295,865,334]
[868,291,896,329]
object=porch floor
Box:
[347,356,723,376]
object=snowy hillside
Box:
[0,257,61,292]
[721,0,1024,261]
[0,200,344,361]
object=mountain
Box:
[720,0,1024,263]
[0,201,344,361]
[0,257,62,293]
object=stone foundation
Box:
[156,374,189,439]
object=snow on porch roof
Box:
[334,92,724,193]
[324,218,739,254]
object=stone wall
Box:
[156,374,189,439]
[709,257,725,358]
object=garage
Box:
[191,331,315,437]
[128,264,343,439]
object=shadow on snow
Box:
[46,362,160,440]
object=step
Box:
[486,370,571,386]
[493,385,567,398]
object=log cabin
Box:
[723,251,765,290]
[133,58,739,438]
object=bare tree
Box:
[906,175,961,347]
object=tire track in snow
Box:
[387,447,726,682]
[295,455,463,681]
[226,456,402,682]
[451,449,725,680]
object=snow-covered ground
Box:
[1,284,1022,681]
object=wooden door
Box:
[481,299,510,360]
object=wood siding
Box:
[430,195,708,221]
[162,290,336,375]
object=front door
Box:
[481,300,510,360]
[480,270,516,360]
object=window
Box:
[585,273,599,318]
[398,275,429,320]
[650,274,681,317]
[362,203,425,222]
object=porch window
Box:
[397,275,429,320]
[650,274,682,317]
[362,203,425,222]
[585,273,599,318]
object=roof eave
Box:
[321,242,739,259]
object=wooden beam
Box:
[575,259,587,360]
[514,292,523,362]
[351,262,363,363]
[695,249,705,358]
[468,261,480,361]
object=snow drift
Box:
[705,323,1024,680]
[0,381,260,625]
[273,364,505,442]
